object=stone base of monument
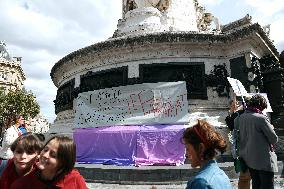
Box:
[73,127,284,184]
[75,160,284,184]
[50,110,284,184]
[75,160,237,184]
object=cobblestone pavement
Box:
[87,177,284,189]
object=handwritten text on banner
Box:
[74,81,189,128]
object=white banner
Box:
[74,81,189,128]
[227,77,273,112]
[227,77,248,96]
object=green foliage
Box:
[0,88,40,126]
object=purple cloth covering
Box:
[136,125,185,166]
[74,124,185,166]
[74,126,139,165]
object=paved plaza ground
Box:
[86,177,284,189]
[79,162,284,189]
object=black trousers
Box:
[249,167,274,189]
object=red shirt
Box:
[0,159,20,189]
[11,168,88,189]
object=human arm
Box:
[259,116,278,145]
[75,173,88,189]
[2,127,18,147]
[186,178,212,189]
[24,123,30,132]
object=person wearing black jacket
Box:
[225,99,250,189]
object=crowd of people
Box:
[0,115,88,189]
[0,94,279,189]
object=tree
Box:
[0,88,40,130]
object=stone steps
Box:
[75,161,283,184]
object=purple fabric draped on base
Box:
[136,124,185,166]
[74,124,185,166]
[74,126,139,165]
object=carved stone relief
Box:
[124,0,170,13]
[156,0,171,11]
[194,1,220,32]
[124,0,137,13]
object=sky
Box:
[0,0,283,123]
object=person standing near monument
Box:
[0,115,26,160]
[237,94,278,189]
[182,120,232,189]
[225,98,251,189]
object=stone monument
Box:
[50,0,279,144]
[114,0,199,37]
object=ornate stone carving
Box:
[0,41,11,60]
[156,0,171,11]
[125,0,170,12]
[116,0,198,37]
[195,1,220,32]
[205,64,230,97]
[249,56,264,92]
[124,0,138,13]
[134,0,160,8]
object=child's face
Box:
[13,147,38,173]
[37,139,61,174]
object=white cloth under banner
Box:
[74,81,189,128]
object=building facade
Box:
[0,41,25,93]
[0,41,50,134]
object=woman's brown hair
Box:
[182,120,227,160]
[247,94,267,111]
[45,135,76,176]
